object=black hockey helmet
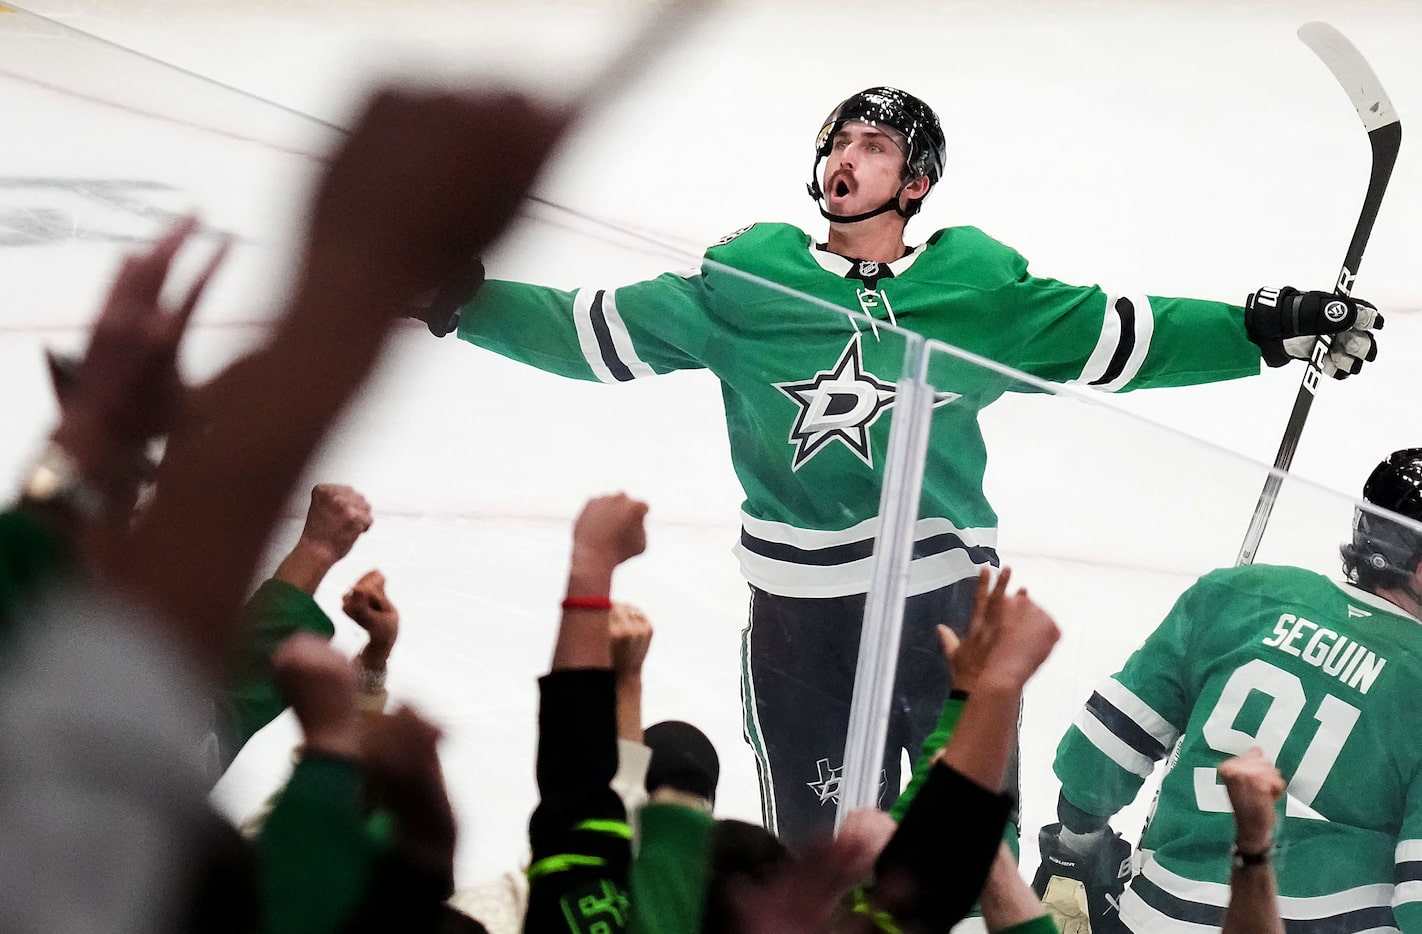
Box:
[1342,448,1422,589]
[807,86,946,223]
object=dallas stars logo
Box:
[807,758,843,804]
[806,757,887,806]
[775,335,959,471]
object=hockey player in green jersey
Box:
[1035,448,1422,934]
[410,87,1382,845]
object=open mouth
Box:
[830,174,853,199]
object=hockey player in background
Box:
[1035,448,1422,934]
[410,86,1383,845]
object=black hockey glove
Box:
[405,254,486,337]
[1244,285,1381,378]
[1032,822,1133,934]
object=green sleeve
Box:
[888,696,964,822]
[1053,581,1202,820]
[996,913,1060,934]
[1001,272,1260,393]
[628,804,714,934]
[257,754,383,934]
[0,507,73,647]
[1392,766,1422,932]
[458,272,713,381]
[216,578,337,762]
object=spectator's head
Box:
[644,719,719,806]
[701,819,793,934]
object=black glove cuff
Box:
[1256,340,1292,368]
[1057,791,1111,835]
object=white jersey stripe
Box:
[572,288,619,384]
[734,512,998,598]
[1120,888,1217,934]
[1395,839,1422,864]
[1395,881,1422,907]
[1141,858,1396,917]
[601,292,657,379]
[1074,706,1156,777]
[571,288,656,383]
[1069,292,1156,393]
[1098,678,1180,749]
[739,511,997,552]
[734,541,988,600]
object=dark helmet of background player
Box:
[1342,448,1422,593]
[807,86,947,224]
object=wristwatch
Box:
[19,442,106,522]
[1232,844,1272,869]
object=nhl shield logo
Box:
[858,260,880,278]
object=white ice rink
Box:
[4,0,1422,895]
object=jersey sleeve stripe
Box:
[1397,840,1422,863]
[1071,709,1156,777]
[1396,880,1422,907]
[571,288,656,383]
[1069,293,1156,393]
[1084,691,1171,761]
[1096,678,1180,749]
[572,288,620,383]
[600,292,657,379]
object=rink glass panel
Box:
[855,335,1422,884]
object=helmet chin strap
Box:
[807,180,918,225]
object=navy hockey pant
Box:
[739,577,1018,847]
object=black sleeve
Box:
[870,761,1012,932]
[524,669,633,933]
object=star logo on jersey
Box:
[775,335,959,471]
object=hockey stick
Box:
[1235,22,1400,566]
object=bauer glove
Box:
[1031,822,1132,934]
[1244,285,1381,378]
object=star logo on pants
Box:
[775,335,958,471]
[806,757,888,806]
[807,758,843,804]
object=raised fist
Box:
[1219,748,1284,854]
[299,483,373,562]
[572,493,649,569]
[344,569,399,668]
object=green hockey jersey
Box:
[1054,564,1422,933]
[462,222,1259,598]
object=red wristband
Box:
[561,595,613,611]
